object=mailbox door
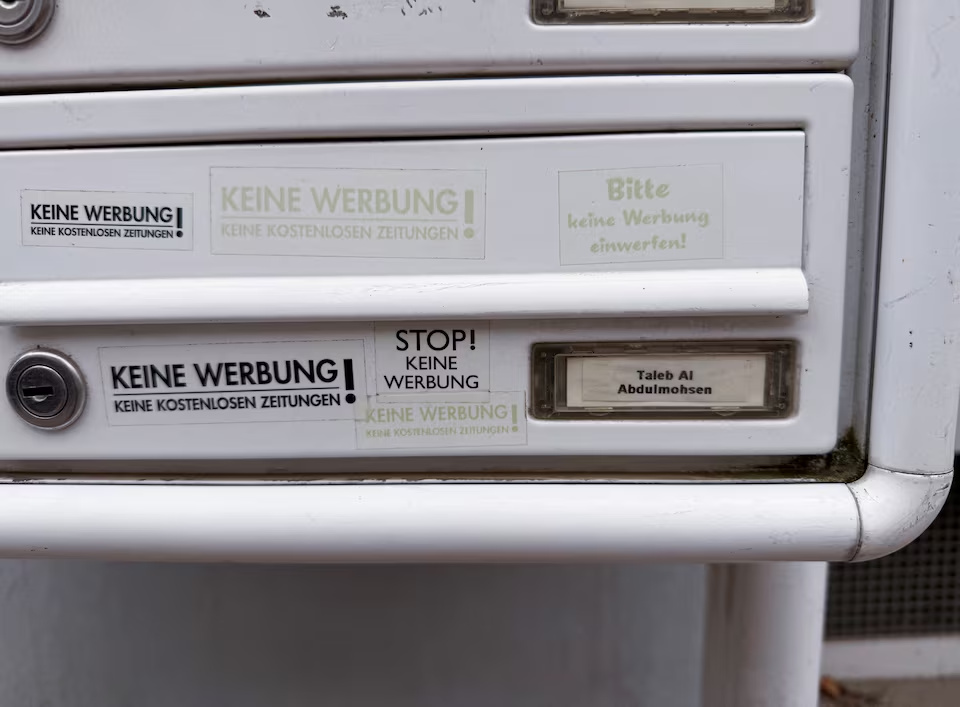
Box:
[0,75,851,472]
[0,1,859,87]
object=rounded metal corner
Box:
[847,464,953,562]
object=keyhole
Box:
[22,385,55,402]
[7,351,85,429]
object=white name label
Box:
[99,340,365,426]
[374,322,490,402]
[21,190,193,251]
[562,1,776,10]
[566,354,767,409]
[210,167,486,259]
[558,164,723,266]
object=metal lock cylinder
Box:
[6,350,86,430]
[0,0,55,45]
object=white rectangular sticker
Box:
[374,322,490,401]
[99,340,365,426]
[562,1,776,10]
[566,354,766,409]
[559,164,723,266]
[211,167,486,259]
[357,392,526,449]
[22,190,193,251]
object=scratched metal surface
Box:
[827,478,960,638]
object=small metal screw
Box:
[0,0,56,45]
[6,350,86,430]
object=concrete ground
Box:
[820,678,960,706]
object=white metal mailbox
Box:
[0,0,956,569]
[0,0,858,87]
[0,76,845,463]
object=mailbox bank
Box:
[5,2,960,705]
[0,3,955,575]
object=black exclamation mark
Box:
[343,359,356,404]
[176,207,184,238]
[469,330,476,350]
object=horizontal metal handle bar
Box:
[0,466,942,562]
[0,269,808,326]
[0,482,856,563]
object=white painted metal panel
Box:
[0,1,859,88]
[0,133,803,282]
[870,0,960,475]
[846,0,960,562]
[0,318,830,460]
[0,74,848,148]
[0,77,851,461]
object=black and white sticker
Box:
[22,190,193,251]
[374,322,490,402]
[99,340,365,426]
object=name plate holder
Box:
[531,340,794,419]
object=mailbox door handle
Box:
[0,268,807,326]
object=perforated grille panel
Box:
[826,471,960,638]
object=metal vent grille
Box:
[826,473,960,638]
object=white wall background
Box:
[0,562,705,706]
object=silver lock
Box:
[0,0,55,45]
[6,350,86,430]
